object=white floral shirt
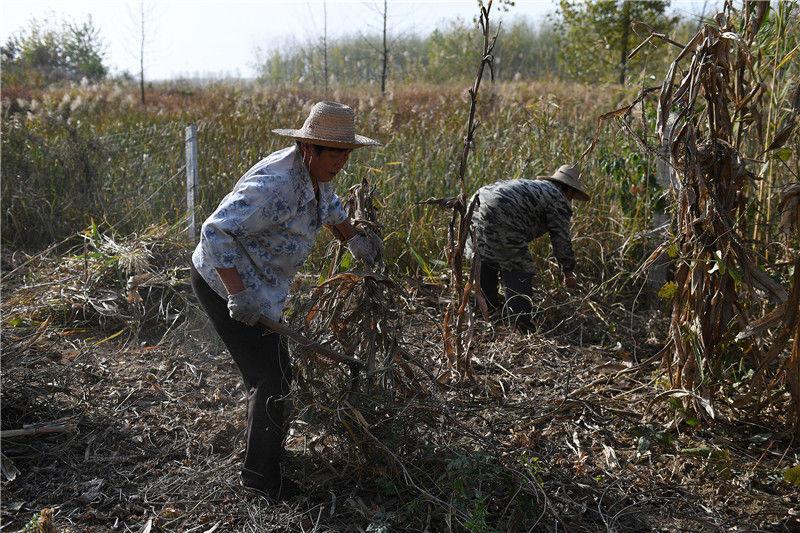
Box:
[192,145,348,321]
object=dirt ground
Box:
[2,267,799,532]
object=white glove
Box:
[227,289,261,326]
[347,230,383,266]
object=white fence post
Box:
[185,124,199,242]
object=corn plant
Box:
[620,0,800,430]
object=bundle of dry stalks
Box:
[290,178,433,465]
[615,1,800,430]
[303,178,403,373]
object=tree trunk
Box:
[381,0,388,95]
[323,0,329,94]
[139,0,145,105]
[619,0,631,85]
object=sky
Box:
[0,0,718,81]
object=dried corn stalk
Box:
[291,178,426,465]
[299,177,405,388]
[627,1,800,428]
[301,271,409,394]
[778,183,800,239]
[420,1,498,383]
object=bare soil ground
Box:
[2,260,799,532]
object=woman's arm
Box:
[325,219,357,242]
[326,219,382,265]
[215,267,245,295]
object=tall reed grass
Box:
[3,76,792,291]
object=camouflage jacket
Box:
[467,179,575,274]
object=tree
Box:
[139,0,146,103]
[1,16,107,87]
[128,0,157,104]
[322,0,329,93]
[62,19,106,81]
[381,0,388,94]
[554,0,679,84]
[354,0,395,93]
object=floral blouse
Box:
[192,145,348,321]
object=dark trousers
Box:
[479,261,535,331]
[191,265,291,486]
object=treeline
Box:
[2,1,701,90]
[255,19,561,87]
[255,1,694,88]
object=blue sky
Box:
[0,0,717,80]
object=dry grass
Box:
[2,4,799,530]
[2,203,798,531]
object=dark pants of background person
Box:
[190,265,291,489]
[478,260,535,331]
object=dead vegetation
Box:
[2,220,798,532]
[2,2,799,531]
[596,0,800,431]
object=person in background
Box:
[468,165,590,332]
[190,101,382,499]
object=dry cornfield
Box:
[2,1,799,531]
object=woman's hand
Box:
[227,289,261,325]
[347,229,383,266]
[214,267,260,325]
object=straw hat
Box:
[272,101,381,149]
[540,164,590,201]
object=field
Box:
[2,10,800,531]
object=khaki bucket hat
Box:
[272,101,381,149]
[540,164,590,202]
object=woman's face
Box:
[301,143,352,184]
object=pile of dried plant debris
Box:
[2,222,798,532]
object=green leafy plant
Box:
[784,465,800,486]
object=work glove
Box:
[227,289,261,326]
[347,229,383,266]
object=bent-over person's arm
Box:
[545,201,577,287]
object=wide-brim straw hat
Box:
[272,101,381,149]
[539,164,590,201]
